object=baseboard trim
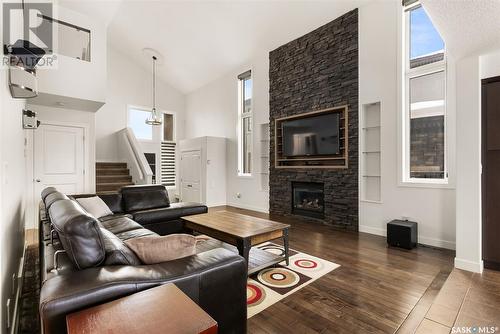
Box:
[225,202,269,214]
[359,224,456,250]
[207,202,227,208]
[455,257,483,273]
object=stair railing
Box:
[117,127,153,184]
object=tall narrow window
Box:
[161,113,176,187]
[238,70,252,176]
[403,1,446,182]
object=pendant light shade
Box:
[146,55,162,125]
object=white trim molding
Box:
[454,257,483,273]
[359,224,456,250]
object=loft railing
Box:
[117,127,153,184]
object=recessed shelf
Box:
[361,102,381,202]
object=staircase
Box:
[96,162,134,193]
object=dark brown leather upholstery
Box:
[39,249,247,334]
[100,228,142,266]
[41,187,58,201]
[44,191,69,210]
[39,186,247,334]
[121,185,170,211]
[132,202,207,226]
[48,199,105,269]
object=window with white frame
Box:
[128,107,153,140]
[403,1,447,182]
[238,70,252,176]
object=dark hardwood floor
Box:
[211,206,455,334]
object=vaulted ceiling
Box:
[60,0,369,93]
[421,0,500,59]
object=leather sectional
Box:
[39,185,247,334]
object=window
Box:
[161,113,176,187]
[129,107,153,140]
[238,70,252,176]
[403,1,446,182]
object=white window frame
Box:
[401,1,448,186]
[237,70,253,177]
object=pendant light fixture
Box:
[146,55,162,125]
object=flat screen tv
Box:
[282,112,340,157]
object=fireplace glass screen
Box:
[292,182,325,219]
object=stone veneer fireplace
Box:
[269,9,359,230]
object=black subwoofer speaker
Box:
[387,220,418,249]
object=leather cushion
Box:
[99,193,125,214]
[100,228,141,266]
[41,187,58,201]
[124,234,197,264]
[99,214,133,222]
[132,202,207,225]
[44,192,69,210]
[100,216,144,235]
[121,185,170,212]
[115,228,157,241]
[48,199,105,269]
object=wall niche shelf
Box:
[274,106,348,169]
[360,102,381,202]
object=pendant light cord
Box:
[152,56,157,111]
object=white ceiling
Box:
[60,0,370,94]
[421,0,500,60]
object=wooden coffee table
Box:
[66,284,217,334]
[183,211,290,275]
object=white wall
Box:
[358,1,456,249]
[453,50,500,273]
[185,54,270,212]
[0,69,27,333]
[96,47,185,162]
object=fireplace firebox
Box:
[292,182,325,219]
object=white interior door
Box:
[34,124,85,199]
[180,150,202,203]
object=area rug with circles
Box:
[246,242,340,318]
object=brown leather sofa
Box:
[39,185,247,334]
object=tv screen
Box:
[282,113,340,157]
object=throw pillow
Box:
[76,196,113,218]
[124,234,197,264]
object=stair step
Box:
[97,175,132,183]
[96,182,134,192]
[96,168,130,176]
[96,162,127,169]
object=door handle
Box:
[35,179,41,183]
[187,184,192,188]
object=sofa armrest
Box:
[40,248,247,334]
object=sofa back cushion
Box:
[48,199,105,269]
[100,228,141,265]
[41,187,58,201]
[99,193,125,214]
[121,185,170,212]
[44,191,69,210]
